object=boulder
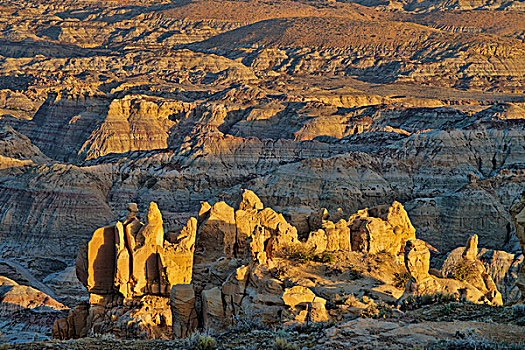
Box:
[281,286,329,323]
[195,201,236,264]
[202,287,225,329]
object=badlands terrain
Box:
[0,0,524,348]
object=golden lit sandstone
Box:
[196,189,299,264]
[350,202,416,260]
[510,192,525,302]
[441,234,503,305]
[399,239,496,305]
[281,286,329,323]
[0,276,67,314]
[55,202,197,339]
[305,201,414,259]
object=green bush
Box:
[188,334,217,350]
[451,262,477,282]
[317,252,337,264]
[393,271,411,289]
[280,244,316,263]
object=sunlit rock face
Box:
[0,1,523,344]
[55,202,197,339]
[55,191,509,340]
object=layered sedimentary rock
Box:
[0,1,523,344]
[510,192,525,302]
[0,276,68,342]
[195,189,299,264]
[54,202,197,339]
[56,190,520,341]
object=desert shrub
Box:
[280,244,316,263]
[186,332,217,350]
[361,301,394,319]
[393,271,411,289]
[273,337,298,350]
[450,261,478,282]
[317,252,337,264]
[399,293,462,311]
[195,335,216,350]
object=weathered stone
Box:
[57,202,197,339]
[87,226,116,294]
[441,234,503,305]
[238,189,264,211]
[400,239,491,305]
[202,287,225,329]
[349,202,416,259]
[75,240,88,289]
[282,286,316,308]
[510,192,525,302]
[196,201,236,263]
[170,284,198,338]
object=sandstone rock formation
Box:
[447,235,503,305]
[170,284,198,338]
[348,202,416,260]
[54,202,197,339]
[51,189,525,343]
[0,0,524,344]
[399,239,499,305]
[0,0,523,271]
[441,234,518,305]
[195,190,300,264]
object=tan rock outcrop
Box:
[281,286,329,323]
[306,219,351,253]
[201,286,225,330]
[399,239,493,305]
[195,201,236,264]
[441,234,503,305]
[349,202,416,260]
[170,284,198,338]
[56,202,198,339]
[196,190,299,264]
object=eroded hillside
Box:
[0,0,523,344]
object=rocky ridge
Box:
[51,191,522,344]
